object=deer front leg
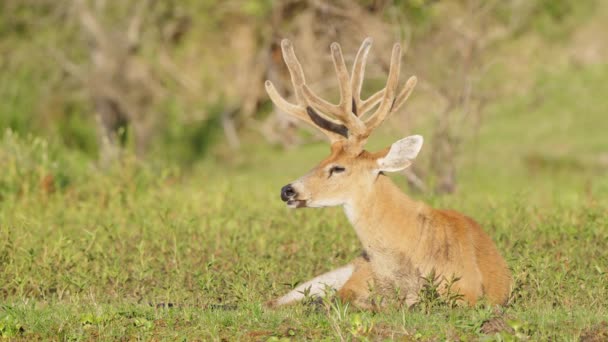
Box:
[267,262,356,308]
[337,257,376,309]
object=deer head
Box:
[266,38,422,209]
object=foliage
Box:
[415,270,463,314]
[0,0,601,163]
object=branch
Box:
[73,0,108,48]
[127,0,150,49]
[49,47,87,84]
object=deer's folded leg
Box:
[337,256,375,310]
[267,262,356,308]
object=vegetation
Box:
[1,0,607,340]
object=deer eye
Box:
[329,166,346,176]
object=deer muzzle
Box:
[280,184,307,208]
[280,184,296,202]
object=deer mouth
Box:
[286,199,307,208]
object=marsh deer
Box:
[265,38,511,309]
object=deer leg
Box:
[337,257,375,309]
[268,258,366,308]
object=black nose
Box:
[281,184,296,202]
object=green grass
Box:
[1,64,608,340]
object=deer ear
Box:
[376,135,423,172]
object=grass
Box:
[1,63,608,340]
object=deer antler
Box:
[265,38,417,151]
[265,40,349,142]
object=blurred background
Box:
[1,0,607,195]
[1,2,607,339]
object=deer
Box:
[264,38,512,310]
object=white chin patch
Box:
[306,199,343,208]
[286,200,307,208]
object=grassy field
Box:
[1,61,608,340]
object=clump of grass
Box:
[415,269,464,314]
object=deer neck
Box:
[343,174,423,252]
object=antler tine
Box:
[351,37,373,115]
[301,85,343,118]
[301,42,365,134]
[364,43,402,135]
[330,42,353,116]
[280,39,307,105]
[265,81,348,142]
[359,89,385,116]
[351,38,388,118]
[392,76,417,114]
[265,39,349,142]
[264,80,306,117]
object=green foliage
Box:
[533,0,594,35]
[0,0,57,38]
[0,0,600,164]
[391,0,436,25]
[241,0,273,18]
[159,100,226,165]
[0,310,25,338]
[0,130,82,200]
[493,0,597,39]
[415,270,463,314]
[0,63,39,134]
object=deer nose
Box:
[281,184,296,201]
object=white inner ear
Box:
[377,135,423,173]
